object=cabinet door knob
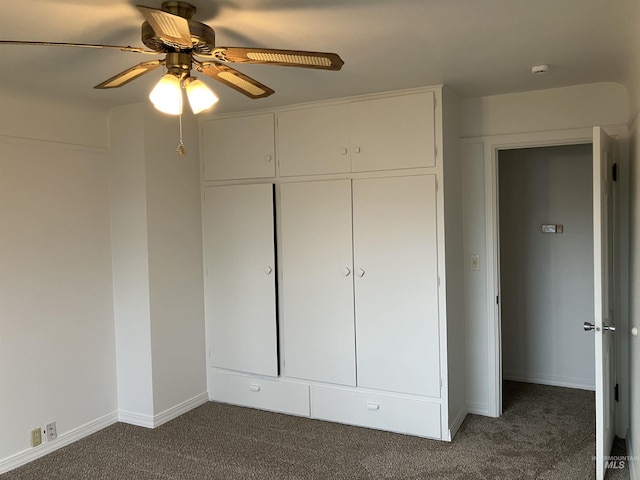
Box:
[341,148,348,155]
[366,401,380,411]
[264,266,273,275]
[353,147,361,154]
[266,154,273,162]
[356,268,365,277]
[342,267,351,277]
[249,384,261,392]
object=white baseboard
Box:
[0,411,118,475]
[629,429,638,480]
[503,371,595,391]
[117,409,155,428]
[119,392,209,429]
[153,392,209,428]
[467,401,489,416]
[448,407,468,441]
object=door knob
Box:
[603,325,616,333]
[584,322,595,332]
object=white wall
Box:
[499,144,595,389]
[0,91,108,148]
[0,93,117,470]
[461,141,489,413]
[109,105,207,425]
[143,107,207,415]
[461,82,628,138]
[441,87,467,435]
[109,104,155,418]
[461,82,629,415]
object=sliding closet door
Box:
[352,175,440,396]
[280,180,356,385]
[203,183,278,376]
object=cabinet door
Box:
[350,92,435,172]
[277,104,351,177]
[203,184,278,376]
[201,114,275,180]
[352,175,440,396]
[280,180,356,385]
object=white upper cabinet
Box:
[277,91,435,176]
[201,113,276,181]
[202,183,278,376]
[279,180,357,386]
[277,104,352,177]
[352,175,440,397]
[350,92,435,172]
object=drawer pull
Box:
[249,384,261,393]
[366,401,380,411]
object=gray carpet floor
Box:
[1,382,630,479]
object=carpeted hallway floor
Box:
[1,382,630,479]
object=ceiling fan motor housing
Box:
[141,1,216,54]
[141,21,216,54]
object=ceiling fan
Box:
[0,1,345,111]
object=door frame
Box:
[482,126,628,423]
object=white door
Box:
[279,180,357,385]
[203,184,278,376]
[352,175,440,396]
[590,126,616,480]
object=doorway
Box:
[497,144,595,404]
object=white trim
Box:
[483,125,626,418]
[629,428,639,480]
[153,392,209,428]
[502,371,595,391]
[466,402,489,416]
[447,408,468,440]
[119,392,209,429]
[117,410,155,428]
[0,134,109,152]
[0,411,118,475]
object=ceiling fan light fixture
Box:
[184,77,219,114]
[149,73,183,115]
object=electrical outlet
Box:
[30,428,42,447]
[45,421,57,442]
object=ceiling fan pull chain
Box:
[176,113,186,156]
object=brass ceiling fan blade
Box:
[137,5,193,49]
[0,40,157,54]
[205,47,344,70]
[94,59,164,89]
[196,62,274,99]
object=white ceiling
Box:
[1,0,638,114]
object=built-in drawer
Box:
[209,370,310,416]
[311,386,442,439]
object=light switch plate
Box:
[469,254,480,271]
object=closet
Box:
[200,86,465,441]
